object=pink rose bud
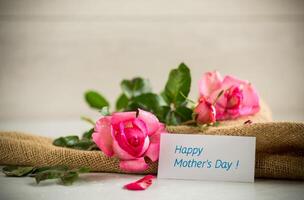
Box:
[194,96,216,124]
[92,109,167,172]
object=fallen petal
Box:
[123,175,156,191]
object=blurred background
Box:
[0,0,303,128]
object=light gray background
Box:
[0,0,304,122]
[0,2,304,199]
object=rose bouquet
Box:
[88,64,261,174]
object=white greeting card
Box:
[158,134,256,182]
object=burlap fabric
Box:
[0,102,303,180]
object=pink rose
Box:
[92,109,166,172]
[199,71,260,120]
[194,96,216,124]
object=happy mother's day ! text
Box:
[174,145,240,171]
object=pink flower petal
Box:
[149,126,162,144]
[115,134,149,158]
[111,111,136,126]
[138,137,150,156]
[144,143,159,162]
[119,158,149,172]
[240,84,260,115]
[194,97,216,124]
[199,71,223,97]
[222,75,248,89]
[202,73,261,120]
[137,109,160,136]
[132,118,148,137]
[113,121,150,158]
[145,125,166,162]
[92,117,114,157]
[123,175,156,191]
[113,139,136,160]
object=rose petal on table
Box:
[123,175,156,191]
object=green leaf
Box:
[115,93,129,111]
[34,166,90,185]
[121,77,152,99]
[60,167,89,185]
[160,91,170,105]
[165,111,182,125]
[35,170,64,184]
[53,134,98,151]
[127,93,165,114]
[52,137,67,147]
[53,134,99,151]
[64,136,80,147]
[2,166,34,177]
[67,167,91,174]
[72,140,97,150]
[164,63,191,106]
[175,106,193,122]
[1,165,90,186]
[77,167,90,173]
[30,166,68,177]
[60,171,79,186]
[155,105,170,123]
[82,128,94,140]
[85,90,109,110]
[53,136,79,147]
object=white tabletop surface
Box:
[0,119,303,200]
